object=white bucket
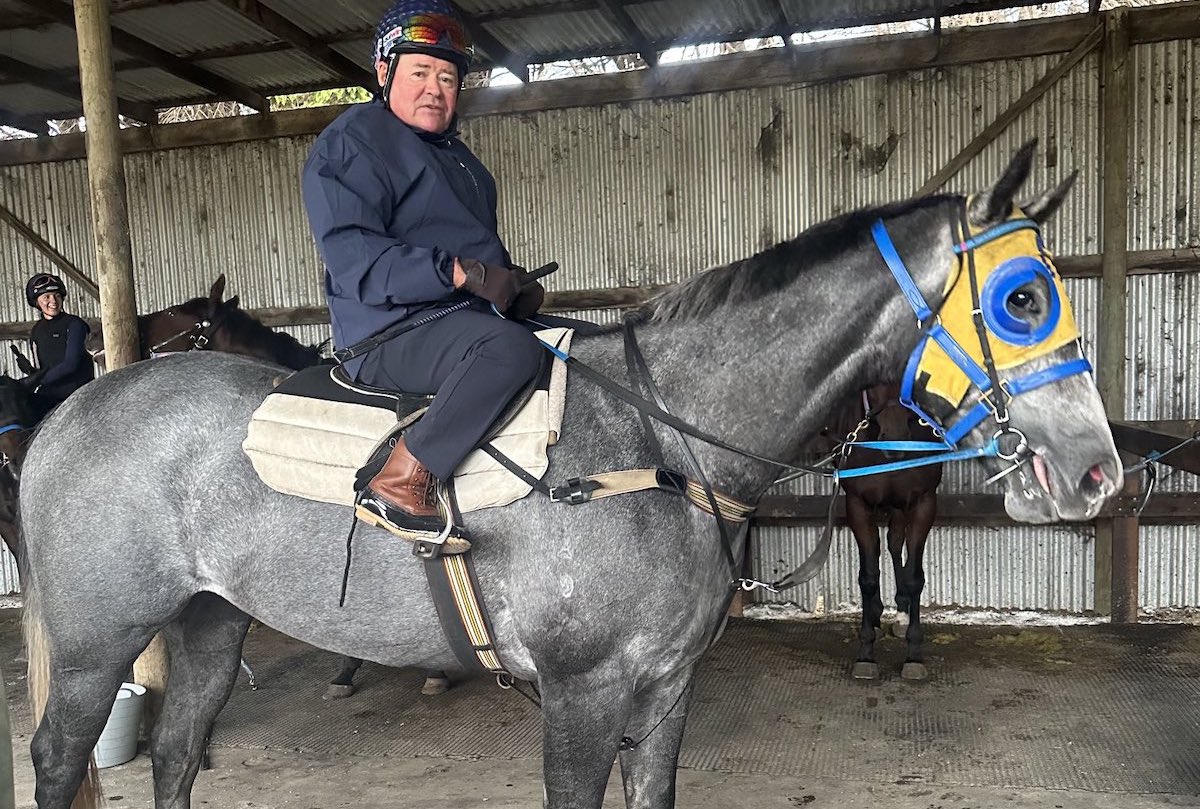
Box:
[93,683,145,768]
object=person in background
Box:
[17,273,95,409]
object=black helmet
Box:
[372,0,474,78]
[26,273,66,308]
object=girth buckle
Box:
[550,477,602,505]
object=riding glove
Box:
[508,265,546,321]
[457,259,520,312]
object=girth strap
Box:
[422,490,508,676]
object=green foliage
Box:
[271,87,373,112]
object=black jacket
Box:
[30,313,94,406]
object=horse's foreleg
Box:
[541,665,634,809]
[847,494,882,679]
[618,664,696,809]
[898,492,935,681]
[152,593,251,809]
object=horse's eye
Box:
[1006,289,1040,317]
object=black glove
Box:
[457,258,520,313]
[9,345,34,376]
[508,265,545,321]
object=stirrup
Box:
[354,489,471,557]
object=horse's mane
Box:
[635,195,956,324]
[173,297,322,370]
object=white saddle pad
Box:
[241,328,572,513]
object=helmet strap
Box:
[380,53,400,112]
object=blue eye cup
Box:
[980,256,1061,346]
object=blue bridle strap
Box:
[850,215,1095,480]
[0,424,24,436]
[941,356,1093,446]
[836,437,1000,480]
[952,218,1037,254]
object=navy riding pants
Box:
[356,308,544,481]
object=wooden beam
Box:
[1056,247,1200,279]
[916,21,1103,196]
[14,0,269,112]
[0,202,100,300]
[211,0,374,91]
[447,1,528,82]
[595,0,658,67]
[0,53,157,124]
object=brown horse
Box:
[0,374,45,563]
[86,275,323,370]
[829,384,944,681]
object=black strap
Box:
[957,207,1011,428]
[623,316,666,464]
[624,323,740,577]
[479,443,551,495]
[564,351,831,477]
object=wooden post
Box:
[74,0,140,369]
[73,0,168,716]
[1096,8,1138,624]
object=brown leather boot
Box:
[355,437,470,552]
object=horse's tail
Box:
[21,540,104,809]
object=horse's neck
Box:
[222,322,320,370]
[588,207,954,501]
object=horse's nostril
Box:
[1079,463,1109,498]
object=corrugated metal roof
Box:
[0,0,1109,124]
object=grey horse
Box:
[21,142,1120,809]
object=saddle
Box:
[241,328,572,513]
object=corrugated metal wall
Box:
[0,38,1195,607]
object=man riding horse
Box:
[302,0,547,545]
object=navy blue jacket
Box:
[302,100,509,375]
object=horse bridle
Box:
[147,308,228,356]
[869,206,1092,461]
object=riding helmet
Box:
[25,273,66,308]
[372,0,474,77]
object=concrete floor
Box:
[5,609,1200,808]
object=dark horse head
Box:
[87,275,324,371]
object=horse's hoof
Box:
[901,662,928,681]
[421,676,450,696]
[325,683,356,699]
[852,661,880,680]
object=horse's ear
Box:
[969,139,1038,226]
[1021,169,1078,224]
[224,294,241,311]
[209,274,227,308]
